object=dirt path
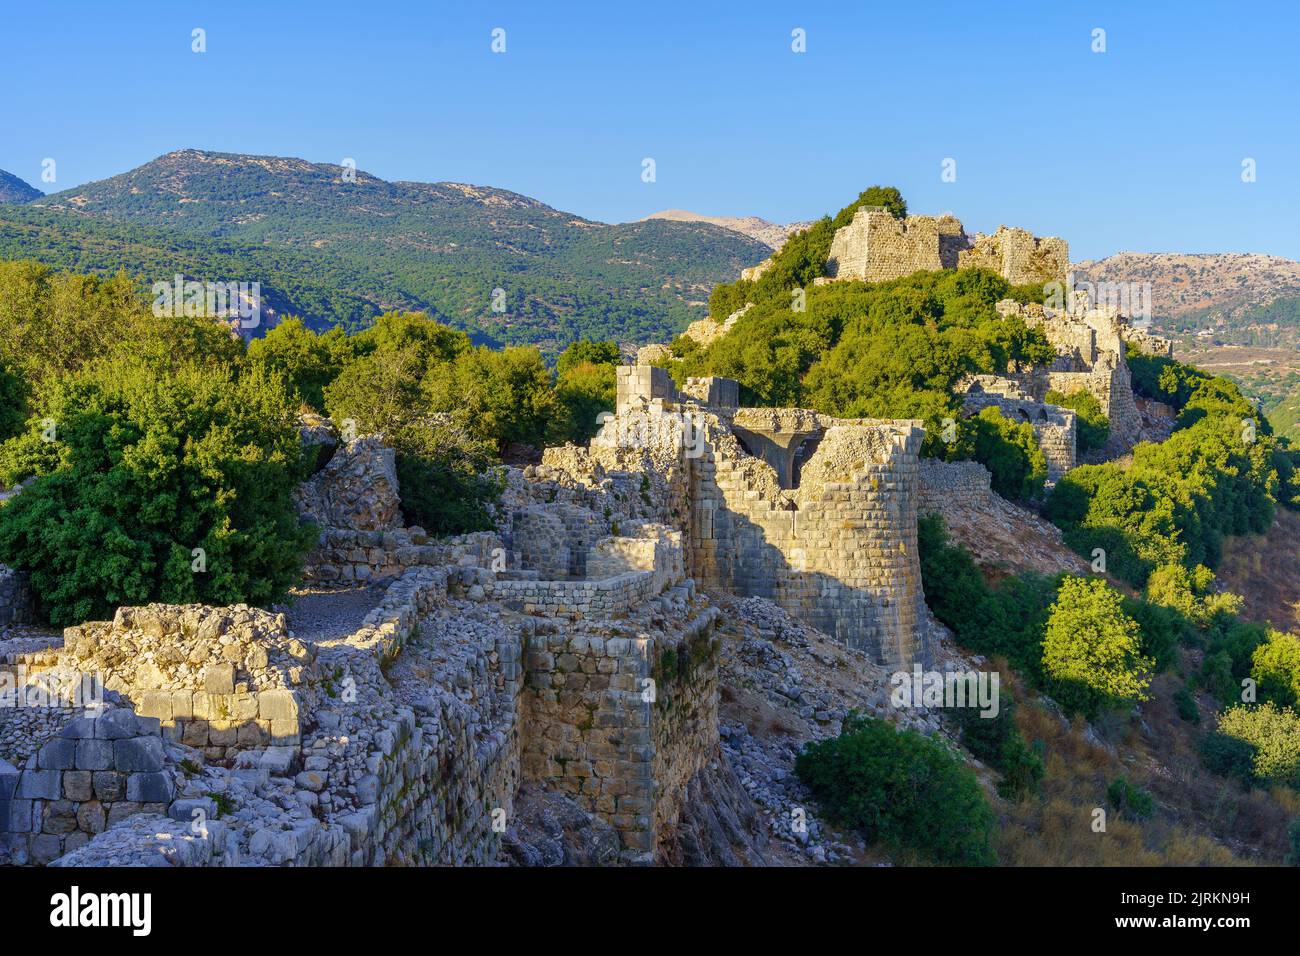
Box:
[284,585,388,646]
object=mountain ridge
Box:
[0,169,43,204]
[11,149,771,350]
[640,208,812,250]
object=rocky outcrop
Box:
[296,436,402,532]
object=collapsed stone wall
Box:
[917,459,993,513]
[821,209,1065,286]
[961,391,1077,484]
[61,604,317,761]
[958,226,1069,286]
[992,298,1148,453]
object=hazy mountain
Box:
[1072,252,1300,325]
[641,208,812,251]
[0,169,42,204]
[20,150,770,349]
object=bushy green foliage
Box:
[1175,684,1201,724]
[950,687,1044,799]
[1198,619,1269,707]
[319,321,504,535]
[1208,703,1300,788]
[1041,577,1152,719]
[686,266,1056,460]
[0,356,316,625]
[917,513,1056,682]
[951,406,1047,500]
[795,711,997,865]
[423,345,564,452]
[556,339,620,376]
[1250,629,1300,710]
[1107,776,1156,820]
[1200,729,1259,787]
[554,340,619,443]
[1121,594,1186,673]
[1045,387,1110,455]
[1047,364,1280,591]
[246,317,353,410]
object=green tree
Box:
[1251,630,1300,709]
[0,357,315,625]
[1211,703,1300,787]
[1042,577,1153,718]
[795,712,997,865]
[422,345,564,452]
[246,317,352,411]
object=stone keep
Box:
[606,366,930,668]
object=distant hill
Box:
[1073,252,1300,336]
[641,209,812,251]
[0,204,427,337]
[17,150,771,350]
[0,169,42,204]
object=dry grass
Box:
[1217,510,1300,634]
[990,666,1286,866]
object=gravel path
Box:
[284,585,387,646]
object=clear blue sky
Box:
[1,0,1296,260]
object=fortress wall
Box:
[519,607,719,860]
[826,209,943,282]
[918,459,993,513]
[690,419,927,668]
[959,228,1069,286]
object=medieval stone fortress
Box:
[0,205,1173,867]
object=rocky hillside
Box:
[1073,251,1300,324]
[641,209,812,250]
[6,150,771,350]
[0,169,42,204]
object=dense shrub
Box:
[1175,685,1201,724]
[918,512,1057,682]
[246,317,353,410]
[1107,777,1156,820]
[1048,362,1280,592]
[1042,577,1152,718]
[952,406,1047,500]
[950,687,1044,799]
[423,345,564,453]
[554,340,619,444]
[0,357,316,625]
[1198,620,1269,707]
[1208,703,1300,787]
[322,340,503,536]
[1200,728,1259,787]
[1251,630,1300,709]
[795,711,997,865]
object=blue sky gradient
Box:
[1,0,1296,260]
